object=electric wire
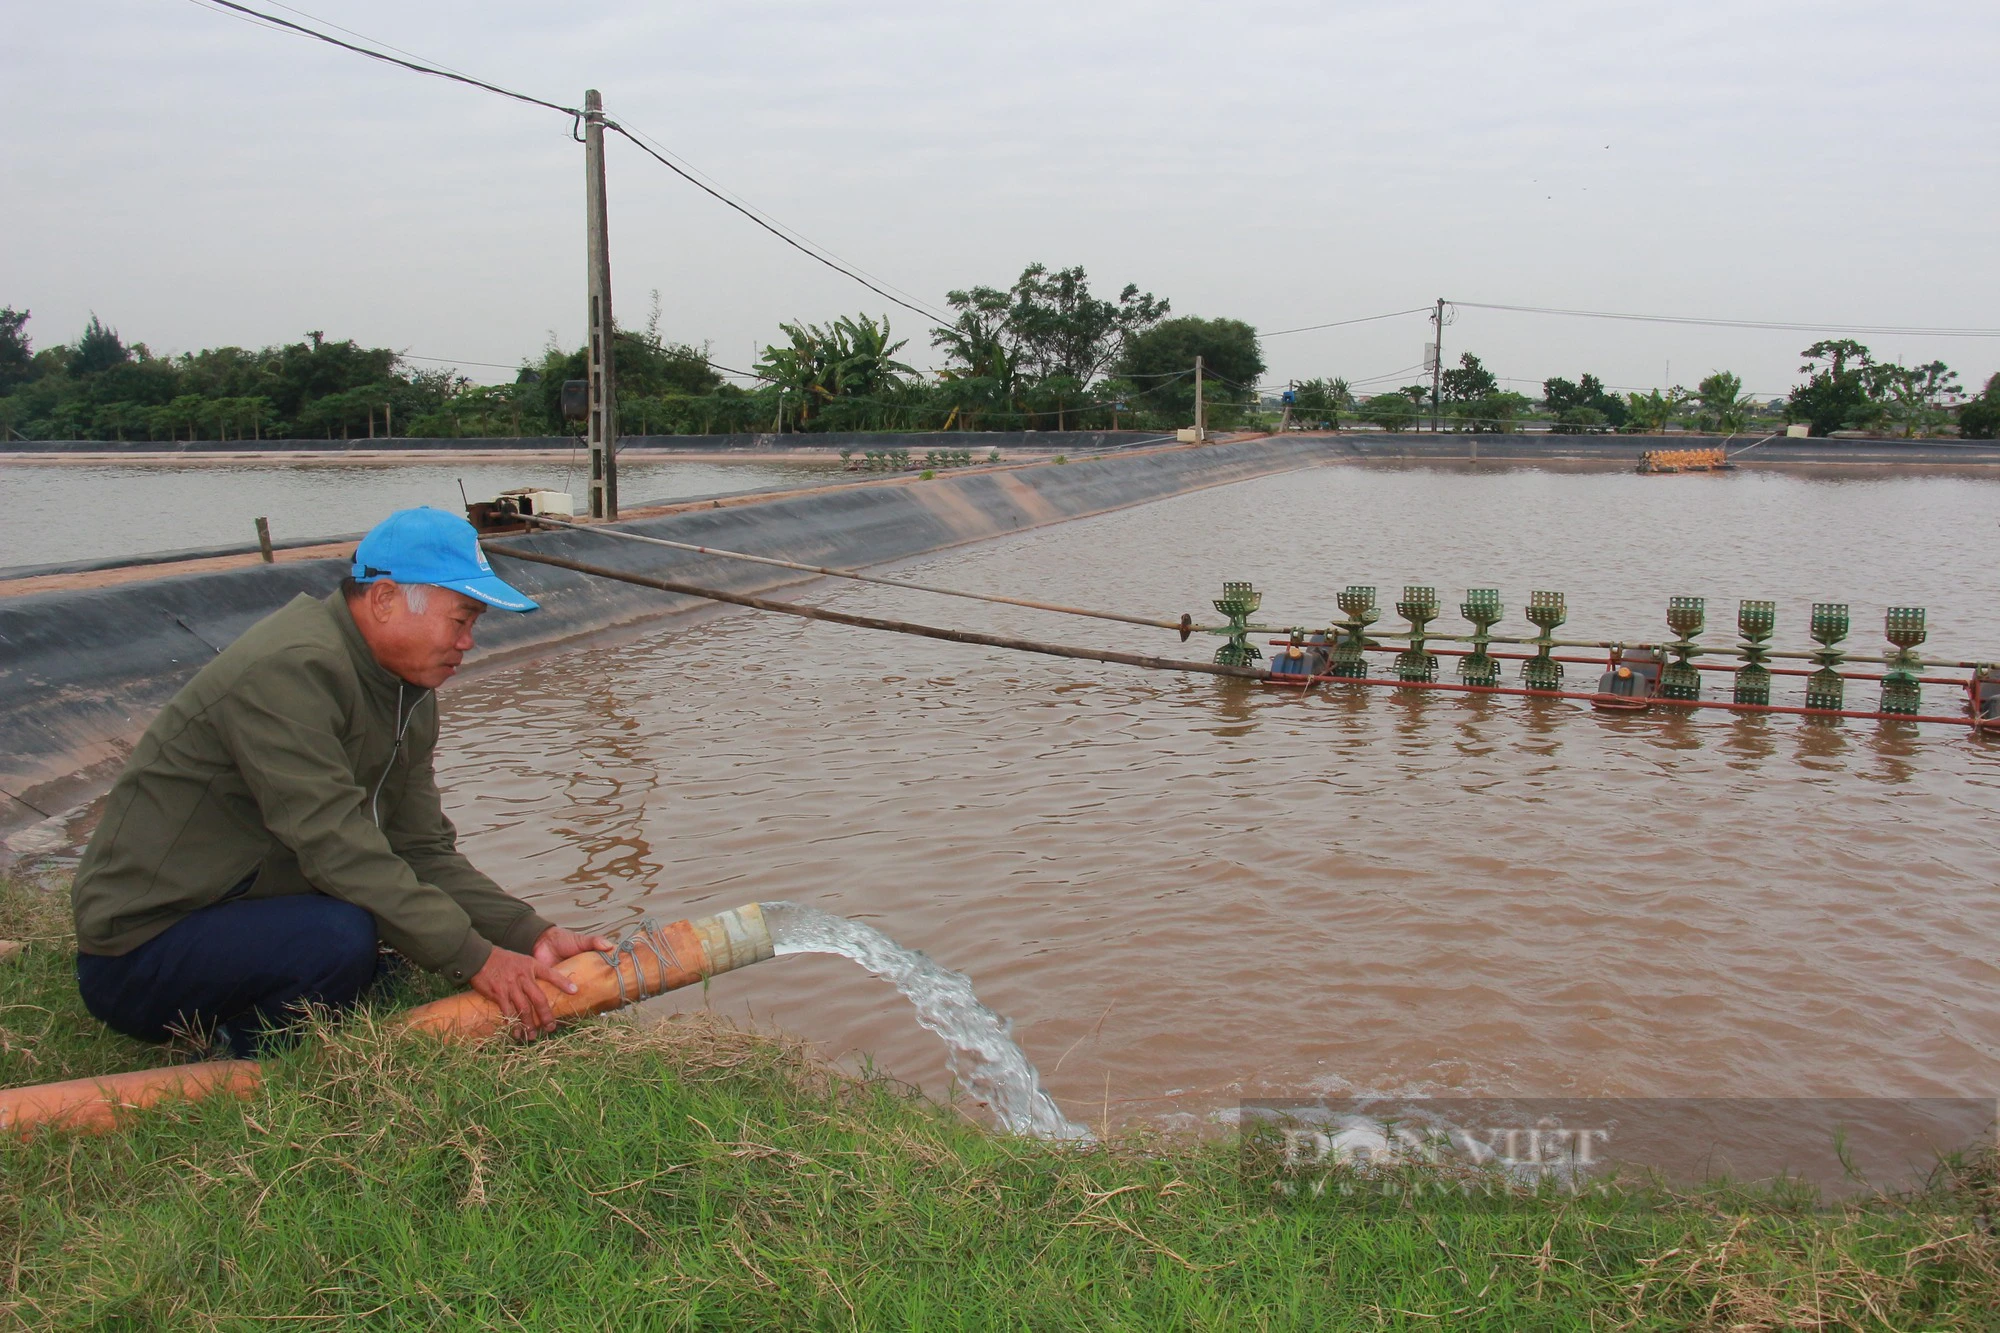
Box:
[1262,307,1435,338]
[609,119,957,328]
[399,353,524,372]
[185,0,956,333]
[1346,362,1431,388]
[1453,300,2000,339]
[189,0,582,116]
[1494,374,1788,397]
[599,124,953,332]
[208,1,1981,434]
[261,0,481,81]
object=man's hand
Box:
[469,946,574,1040]
[533,925,617,970]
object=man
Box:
[71,506,612,1057]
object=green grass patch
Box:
[0,866,164,1087]
[2,874,1996,1329]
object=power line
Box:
[190,0,581,116]
[261,0,481,81]
[600,124,953,332]
[399,353,522,372]
[404,352,773,389]
[610,119,956,327]
[701,361,769,382]
[185,0,956,332]
[1262,307,1433,338]
[1493,374,1789,397]
[1453,300,2000,339]
[1346,362,1431,388]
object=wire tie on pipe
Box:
[595,916,688,1005]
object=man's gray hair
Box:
[340,576,439,613]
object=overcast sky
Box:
[6,0,1996,399]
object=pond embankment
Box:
[0,434,1323,825]
[9,428,1997,465]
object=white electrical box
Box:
[498,488,576,517]
[1785,423,1810,438]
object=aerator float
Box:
[467,511,2000,736]
[1256,583,2000,730]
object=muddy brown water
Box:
[416,462,2000,1148]
[16,461,1998,1166]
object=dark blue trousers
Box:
[77,895,380,1058]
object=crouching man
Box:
[71,507,611,1057]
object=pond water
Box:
[426,462,2000,1141]
[0,457,833,569]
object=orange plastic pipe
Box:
[0,1059,264,1140]
[395,905,770,1039]
[0,903,773,1140]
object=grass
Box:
[2,872,1996,1330]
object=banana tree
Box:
[1623,386,1693,434]
[754,323,831,431]
[755,315,915,431]
[1694,372,1757,433]
[931,316,1021,431]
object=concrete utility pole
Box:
[1194,355,1206,440]
[583,89,619,519]
[1430,297,1445,434]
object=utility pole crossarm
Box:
[583,88,619,519]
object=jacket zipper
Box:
[370,683,432,827]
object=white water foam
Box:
[759,901,1089,1140]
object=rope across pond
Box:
[479,542,1264,683]
[481,532,2000,732]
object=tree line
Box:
[2,284,1991,441]
[1287,341,1997,438]
[0,265,1266,442]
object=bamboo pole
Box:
[481,544,1264,682]
[521,514,1197,637]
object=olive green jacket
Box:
[72,591,553,983]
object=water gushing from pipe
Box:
[759,901,1089,1140]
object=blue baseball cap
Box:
[351,507,539,613]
